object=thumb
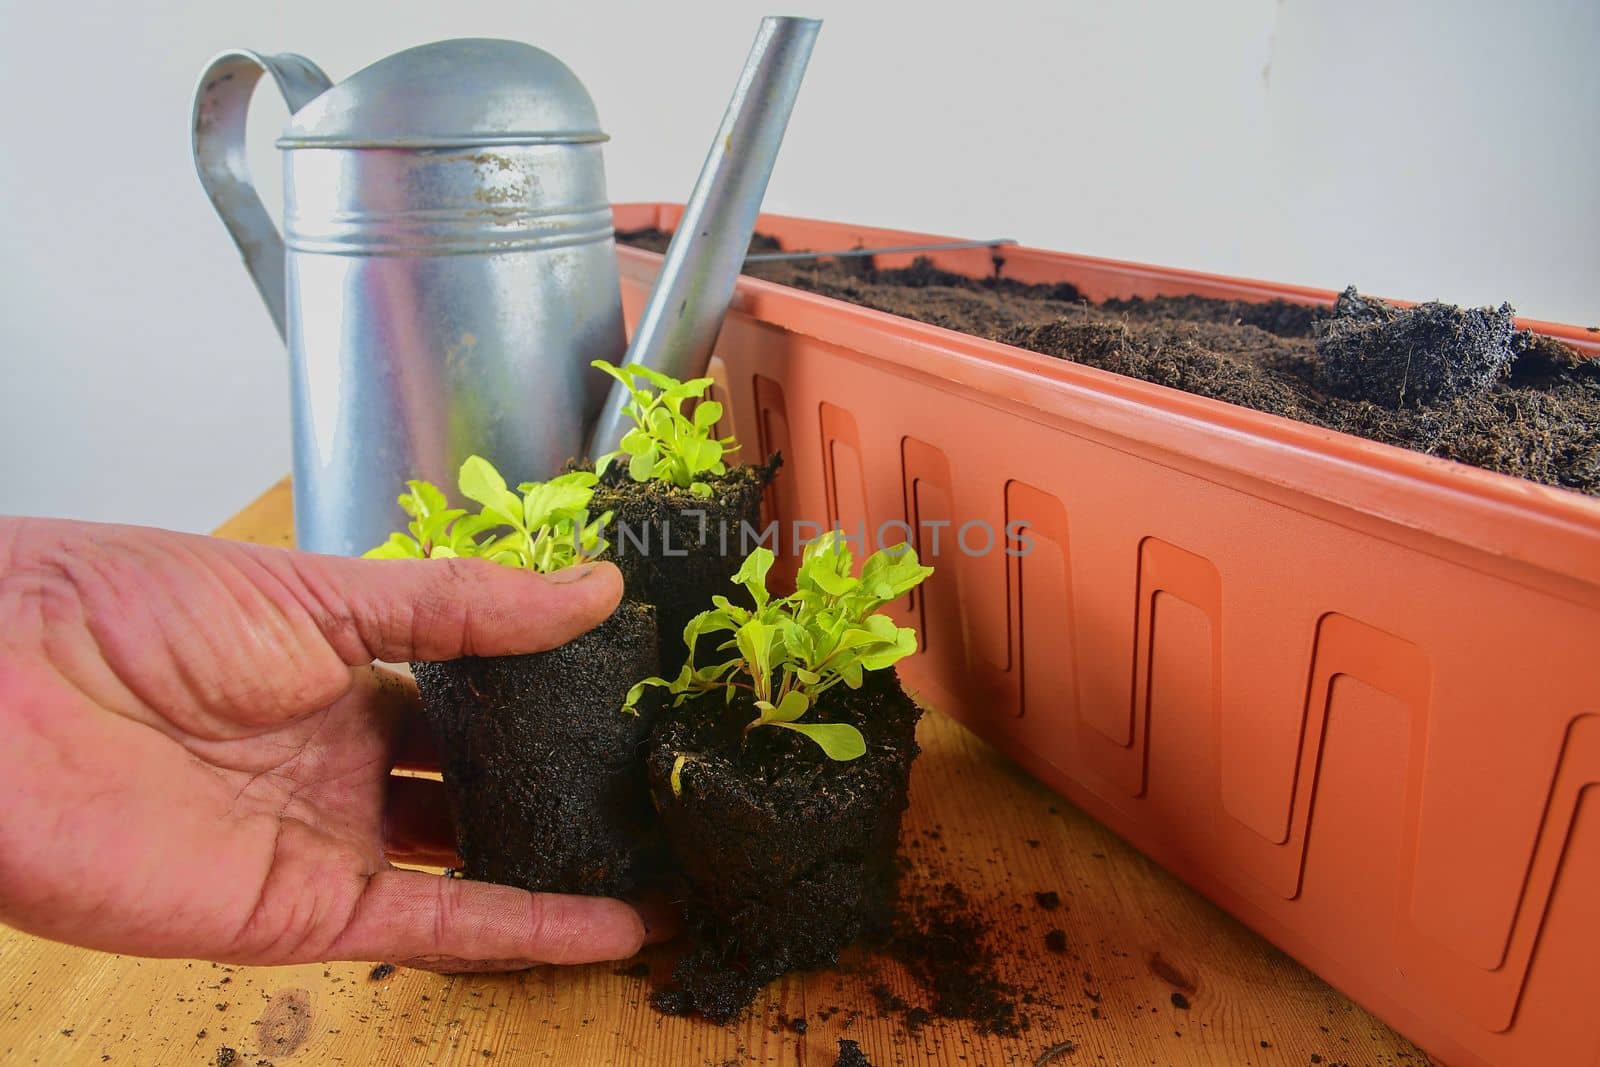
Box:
[282,553,623,664]
[325,869,647,969]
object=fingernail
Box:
[548,562,602,584]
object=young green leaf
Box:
[365,531,425,559]
[590,360,738,492]
[364,455,610,577]
[771,721,867,761]
[693,400,723,429]
[734,619,777,693]
[770,689,810,723]
[628,446,657,483]
[401,479,450,520]
[616,539,933,764]
[458,455,522,527]
[622,676,671,716]
[733,548,775,608]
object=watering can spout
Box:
[587,16,821,458]
[192,51,334,339]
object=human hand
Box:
[0,517,657,971]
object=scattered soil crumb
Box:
[1044,929,1068,954]
[1033,891,1062,911]
[1170,991,1191,1010]
[884,877,1034,1036]
[367,963,395,982]
[215,1049,236,1067]
[869,984,908,1016]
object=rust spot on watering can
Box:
[256,987,313,1058]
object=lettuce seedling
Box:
[364,455,610,574]
[624,531,933,768]
[591,360,739,498]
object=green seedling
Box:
[624,531,933,777]
[591,359,738,498]
[364,455,611,574]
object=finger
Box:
[279,552,623,665]
[379,777,676,935]
[383,774,459,867]
[327,869,647,967]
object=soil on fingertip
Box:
[618,228,1600,496]
[412,599,663,896]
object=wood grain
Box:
[0,480,1431,1066]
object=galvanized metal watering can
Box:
[192,39,627,556]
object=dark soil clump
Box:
[413,600,662,896]
[1033,890,1061,911]
[589,459,776,675]
[833,1039,874,1067]
[618,228,1600,496]
[647,669,921,1022]
[1316,287,1517,407]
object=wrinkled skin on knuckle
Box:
[411,558,501,659]
[0,520,91,639]
[281,554,370,663]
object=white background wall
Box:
[2,0,1595,533]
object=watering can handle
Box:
[191,50,333,341]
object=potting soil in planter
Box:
[646,667,922,1022]
[589,459,776,675]
[619,229,1600,496]
[412,600,661,896]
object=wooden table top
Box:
[0,480,1430,1066]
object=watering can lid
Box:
[278,38,606,148]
